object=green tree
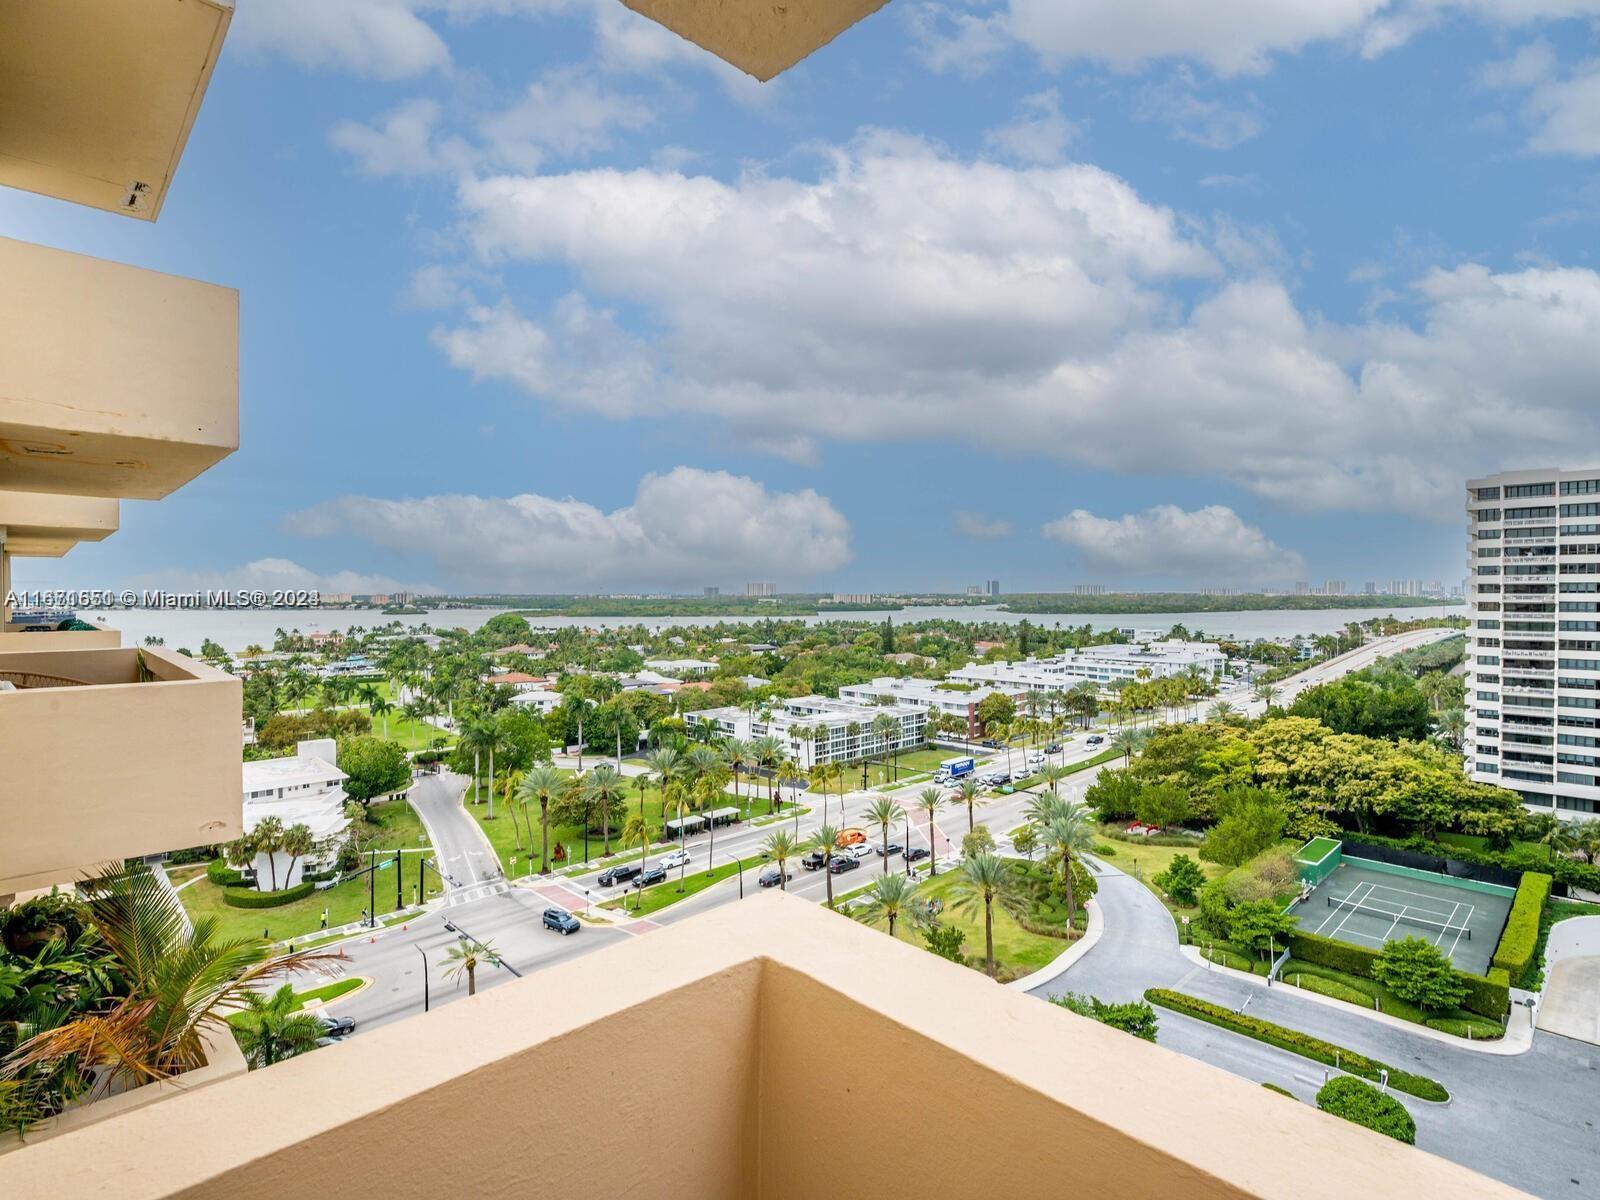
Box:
[280,823,315,886]
[252,816,285,891]
[1012,824,1038,860]
[1315,1077,1415,1144]
[881,615,896,654]
[962,825,997,858]
[975,692,1016,735]
[1083,770,1141,822]
[809,824,841,908]
[953,852,1017,978]
[442,938,493,996]
[337,736,411,807]
[1199,788,1287,867]
[762,830,797,891]
[231,984,325,1069]
[915,788,945,877]
[920,919,965,963]
[1151,854,1207,906]
[1227,898,1297,963]
[515,765,564,874]
[860,872,916,937]
[1048,993,1159,1042]
[1134,782,1192,830]
[581,765,628,857]
[1372,936,1468,1011]
[864,795,901,874]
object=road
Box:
[1027,859,1598,1198]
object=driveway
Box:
[1538,916,1600,1046]
[1029,857,1600,1199]
[408,770,502,898]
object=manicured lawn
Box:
[598,858,753,916]
[1279,959,1502,1039]
[1095,827,1222,929]
[856,864,1075,981]
[179,799,433,942]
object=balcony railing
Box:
[0,621,121,653]
[0,645,241,893]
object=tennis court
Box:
[1295,859,1513,976]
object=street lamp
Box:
[417,945,430,1012]
[903,810,911,877]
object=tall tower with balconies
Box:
[1466,468,1600,818]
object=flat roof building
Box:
[688,695,926,769]
[949,640,1225,695]
[240,740,350,891]
[837,676,1025,736]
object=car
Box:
[980,739,1002,749]
[633,866,668,888]
[875,842,904,857]
[316,1013,355,1037]
[903,847,930,864]
[1044,743,1063,753]
[542,907,580,935]
[1086,734,1105,746]
[835,829,867,847]
[827,854,861,875]
[658,848,691,870]
[801,850,828,871]
[758,866,793,888]
[845,843,873,861]
[597,862,642,887]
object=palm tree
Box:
[1040,801,1096,928]
[751,734,784,812]
[1037,764,1068,796]
[621,813,653,911]
[369,694,395,739]
[871,711,900,783]
[232,984,325,1068]
[807,763,833,826]
[723,737,752,807]
[809,824,841,908]
[1436,707,1466,751]
[864,796,900,874]
[954,853,1017,978]
[1206,701,1236,722]
[516,765,564,874]
[501,769,526,853]
[860,872,916,938]
[582,765,626,856]
[915,787,945,877]
[763,830,797,891]
[253,816,285,890]
[955,778,983,832]
[2,865,336,1092]
[442,938,494,996]
[280,823,315,887]
[1252,679,1278,707]
[457,716,494,807]
[484,717,510,820]
[1111,727,1144,767]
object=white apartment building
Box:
[948,640,1225,695]
[687,695,926,769]
[837,676,1025,736]
[1466,468,1600,817]
[240,739,351,889]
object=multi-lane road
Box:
[315,628,1461,1032]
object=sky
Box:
[12,0,1600,597]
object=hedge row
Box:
[223,881,314,909]
[1316,1077,1416,1144]
[1285,927,1509,1019]
[207,859,246,887]
[1492,872,1553,980]
[1143,988,1450,1101]
[1350,831,1600,893]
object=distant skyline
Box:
[10,3,1600,596]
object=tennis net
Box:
[1326,896,1471,939]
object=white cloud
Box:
[953,511,1016,539]
[232,0,452,80]
[131,558,438,597]
[1135,71,1264,148]
[984,90,1079,164]
[1477,39,1558,89]
[416,134,1600,520]
[1042,505,1306,584]
[284,468,852,590]
[1525,61,1600,155]
[330,99,473,177]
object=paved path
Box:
[409,770,500,895]
[1028,857,1599,1198]
[1538,916,1600,1045]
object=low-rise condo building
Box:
[949,640,1225,696]
[688,695,926,768]
[837,676,1025,736]
[240,740,351,890]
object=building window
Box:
[1506,483,1556,497]
[1562,503,1600,518]
[1476,508,1502,521]
[1562,479,1600,495]
[1506,506,1557,519]
[1476,486,1502,500]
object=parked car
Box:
[903,847,930,864]
[543,907,580,935]
[316,1013,355,1038]
[845,843,873,861]
[633,865,668,888]
[828,854,861,875]
[758,866,793,888]
[597,862,642,887]
[835,829,867,847]
[658,848,691,870]
[1086,734,1105,746]
[801,850,829,871]
[980,739,1002,749]
[875,842,904,857]
[1044,742,1063,753]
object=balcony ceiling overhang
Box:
[0,0,232,219]
[0,489,119,558]
[619,0,889,81]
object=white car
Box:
[657,849,691,870]
[845,843,874,861]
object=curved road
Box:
[1030,859,1597,1198]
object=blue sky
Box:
[13,0,1600,596]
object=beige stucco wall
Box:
[0,235,238,500]
[620,0,890,80]
[0,896,1532,1200]
[0,646,242,893]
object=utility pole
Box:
[418,945,430,1012]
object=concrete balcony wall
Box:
[0,236,238,501]
[0,0,232,220]
[0,897,1530,1200]
[619,0,888,80]
[0,625,121,653]
[0,646,241,893]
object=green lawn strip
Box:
[1200,942,1272,976]
[226,977,364,1027]
[1279,959,1503,1038]
[598,859,749,916]
[1143,989,1450,1102]
[1093,825,1222,930]
[181,799,432,942]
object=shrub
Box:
[1152,854,1206,905]
[1373,937,1468,1012]
[223,881,315,909]
[1222,845,1298,904]
[1492,871,1552,980]
[1261,1082,1296,1098]
[1199,787,1287,867]
[1142,989,1449,1101]
[1315,1077,1416,1144]
[1288,926,1508,1019]
[1459,967,1510,1020]
[1423,1016,1502,1040]
[1049,993,1159,1042]
[207,859,247,887]
[1084,770,1141,821]
[1284,971,1376,1007]
[1197,877,1235,937]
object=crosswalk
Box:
[446,880,511,906]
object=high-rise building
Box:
[1073,584,1106,596]
[1364,581,1378,595]
[1294,581,1309,595]
[745,581,776,597]
[1324,580,1346,596]
[987,579,1000,597]
[704,586,721,597]
[1466,468,1600,817]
